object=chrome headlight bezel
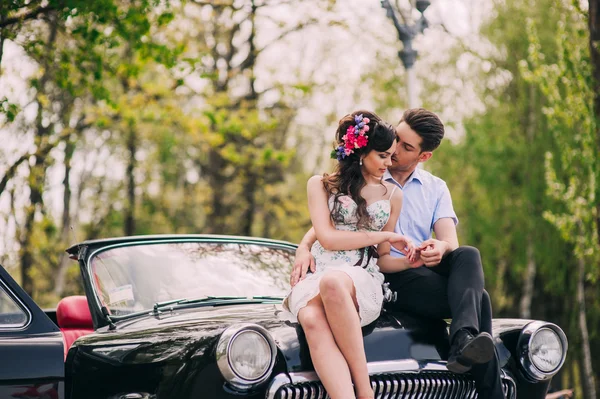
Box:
[216,323,277,390]
[517,321,568,381]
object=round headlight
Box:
[216,324,277,390]
[518,321,568,381]
[529,328,563,372]
[229,330,272,380]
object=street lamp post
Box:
[381,0,430,108]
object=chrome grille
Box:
[271,371,516,399]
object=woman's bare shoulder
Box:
[307,175,326,192]
[386,183,403,203]
[308,174,323,184]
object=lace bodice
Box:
[328,195,392,231]
[310,194,393,279]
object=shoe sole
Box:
[447,332,495,374]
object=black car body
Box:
[0,235,568,399]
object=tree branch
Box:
[256,19,319,53]
[0,5,55,29]
[439,22,496,64]
[0,128,72,197]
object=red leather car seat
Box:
[56,295,94,359]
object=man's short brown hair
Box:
[399,108,445,152]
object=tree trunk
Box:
[240,172,257,236]
[206,150,227,234]
[125,127,137,236]
[589,0,600,251]
[520,83,538,320]
[53,138,75,297]
[519,241,536,318]
[0,14,5,72]
[19,12,58,296]
[577,255,597,399]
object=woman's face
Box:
[361,140,397,178]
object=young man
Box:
[290,108,504,399]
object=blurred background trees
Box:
[1,0,599,397]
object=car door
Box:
[0,265,64,399]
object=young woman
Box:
[283,110,415,399]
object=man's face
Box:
[389,121,431,172]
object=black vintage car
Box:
[0,235,567,399]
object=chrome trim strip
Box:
[367,359,421,374]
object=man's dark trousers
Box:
[384,246,504,399]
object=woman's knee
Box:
[319,272,353,301]
[298,303,328,334]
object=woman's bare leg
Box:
[298,295,356,399]
[319,272,374,398]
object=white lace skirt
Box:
[283,265,384,327]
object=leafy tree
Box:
[523,2,599,396]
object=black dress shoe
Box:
[447,329,495,374]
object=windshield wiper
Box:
[152,295,283,315]
[251,295,284,301]
[152,298,187,315]
[177,295,283,305]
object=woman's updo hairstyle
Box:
[323,110,397,229]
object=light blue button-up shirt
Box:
[383,168,458,257]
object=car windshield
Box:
[88,240,294,317]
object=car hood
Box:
[73,303,516,373]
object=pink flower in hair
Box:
[356,135,368,147]
[331,113,373,161]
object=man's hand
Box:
[290,245,316,287]
[418,238,451,267]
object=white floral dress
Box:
[284,187,396,326]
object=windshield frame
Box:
[84,237,297,325]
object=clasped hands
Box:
[402,238,450,269]
[387,234,450,267]
[290,236,450,287]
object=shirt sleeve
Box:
[432,183,458,228]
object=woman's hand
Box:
[388,234,417,263]
[290,245,316,287]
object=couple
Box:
[283,108,504,399]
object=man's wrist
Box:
[441,240,454,256]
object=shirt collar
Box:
[383,167,423,187]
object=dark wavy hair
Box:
[322,110,397,229]
[399,108,445,151]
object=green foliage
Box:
[522,5,599,277]
[0,98,19,123]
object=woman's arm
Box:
[298,227,317,251]
[290,227,317,287]
[308,175,395,251]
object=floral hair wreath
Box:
[330,114,371,161]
